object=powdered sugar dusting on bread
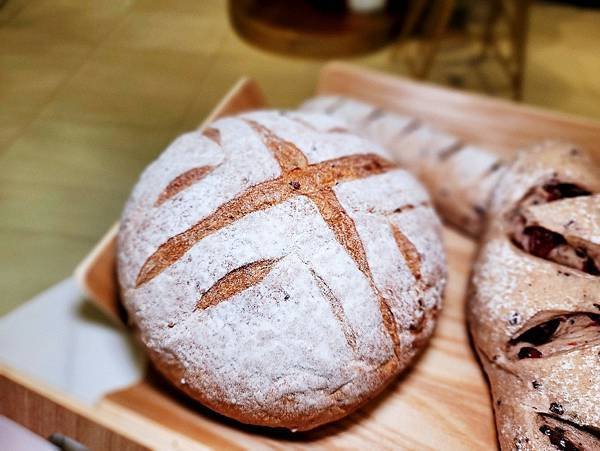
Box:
[118,118,282,289]
[118,110,446,429]
[241,110,391,164]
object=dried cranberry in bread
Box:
[469,142,600,450]
[301,96,506,237]
[117,110,446,430]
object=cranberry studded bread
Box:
[117,110,447,430]
[469,143,600,450]
[301,96,506,237]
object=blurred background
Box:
[1,0,599,314]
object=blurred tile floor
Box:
[1,0,600,314]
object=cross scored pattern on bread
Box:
[135,118,425,360]
[302,95,511,237]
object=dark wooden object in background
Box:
[228,0,403,58]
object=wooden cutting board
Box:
[60,63,600,449]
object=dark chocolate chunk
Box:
[517,347,543,359]
[509,312,521,326]
[542,183,591,202]
[538,425,581,451]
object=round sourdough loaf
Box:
[117,110,446,430]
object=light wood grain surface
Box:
[1,365,211,451]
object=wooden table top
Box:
[2,0,600,316]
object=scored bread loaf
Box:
[301,96,506,237]
[117,110,447,430]
[469,143,600,450]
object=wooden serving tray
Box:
[4,63,600,450]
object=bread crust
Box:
[469,142,600,450]
[117,110,446,430]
